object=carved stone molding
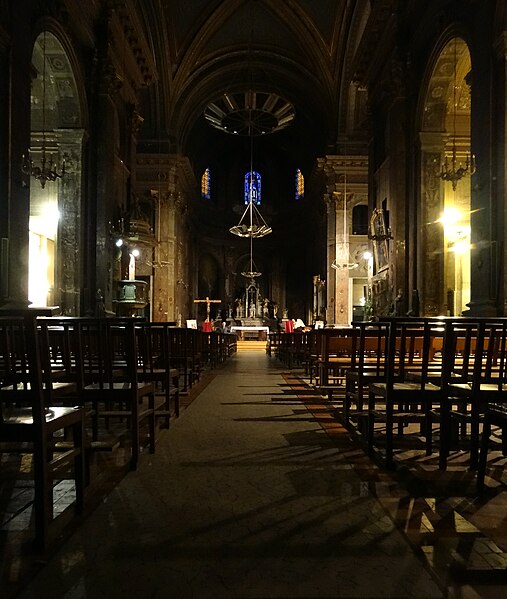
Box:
[494,31,507,60]
[109,0,157,88]
[128,104,144,139]
[324,193,336,214]
[98,58,123,96]
[421,151,444,315]
[378,54,406,105]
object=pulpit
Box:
[114,279,149,317]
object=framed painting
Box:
[369,208,390,272]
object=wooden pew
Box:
[0,316,86,550]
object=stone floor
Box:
[3,349,507,598]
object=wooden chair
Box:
[305,329,320,383]
[266,331,282,359]
[134,322,180,424]
[200,331,223,368]
[440,319,507,471]
[345,322,390,431]
[167,328,201,393]
[78,318,156,470]
[316,328,356,398]
[477,404,507,491]
[287,331,308,369]
[367,319,444,468]
[0,316,86,550]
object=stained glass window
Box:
[201,167,211,199]
[244,171,261,205]
[295,168,304,199]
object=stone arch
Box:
[418,36,472,316]
[28,28,86,314]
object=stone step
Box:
[237,340,267,352]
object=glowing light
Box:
[438,207,462,227]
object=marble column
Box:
[495,33,507,314]
[84,54,122,316]
[153,190,176,322]
[56,129,85,315]
[419,133,445,316]
[325,192,337,324]
[466,24,498,315]
[2,4,32,308]
[333,193,352,326]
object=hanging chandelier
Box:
[229,198,273,239]
[241,236,262,279]
[331,171,358,271]
[231,140,271,279]
[229,113,272,240]
[22,31,65,188]
[437,38,475,191]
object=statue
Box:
[262,298,270,318]
[395,289,404,316]
[272,302,278,319]
[235,297,244,319]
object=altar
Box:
[230,325,270,341]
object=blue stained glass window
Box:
[245,171,261,205]
[295,168,304,199]
[201,167,211,199]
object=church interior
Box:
[0,0,507,599]
[2,1,504,325]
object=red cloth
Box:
[202,321,213,332]
[284,319,294,333]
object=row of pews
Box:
[267,318,507,488]
[0,314,237,550]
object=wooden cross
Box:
[193,296,221,322]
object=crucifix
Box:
[193,296,221,322]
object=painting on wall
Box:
[369,208,390,272]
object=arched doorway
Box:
[28,31,84,314]
[419,37,473,316]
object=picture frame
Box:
[369,208,390,272]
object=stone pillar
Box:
[154,190,176,322]
[333,193,352,326]
[135,154,195,322]
[56,129,86,315]
[91,58,122,315]
[317,154,368,324]
[419,133,445,315]
[2,4,32,308]
[466,23,498,316]
[325,192,337,324]
[0,26,10,301]
[495,33,507,314]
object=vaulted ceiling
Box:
[138,0,371,173]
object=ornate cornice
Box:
[98,56,123,95]
[109,0,157,89]
[135,153,197,201]
[352,0,399,87]
[315,154,369,198]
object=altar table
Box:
[230,326,270,340]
